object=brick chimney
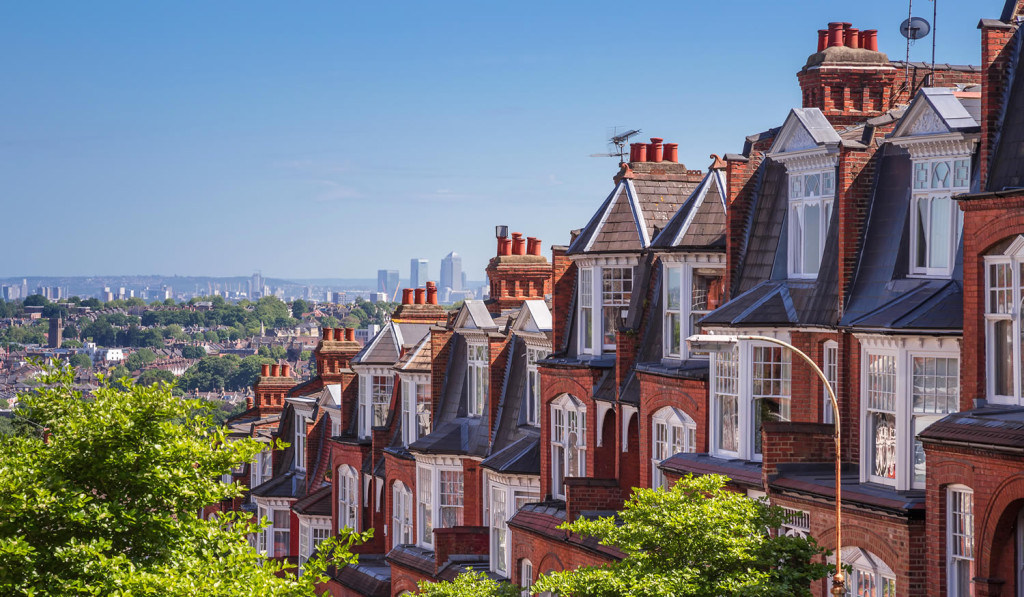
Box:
[391,282,447,323]
[484,229,553,315]
[251,360,296,415]
[797,22,897,127]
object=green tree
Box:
[137,369,174,387]
[228,356,275,391]
[178,355,241,393]
[417,571,522,597]
[22,294,48,307]
[68,353,92,370]
[257,345,287,360]
[291,299,310,319]
[81,297,103,309]
[0,364,369,595]
[63,323,80,340]
[319,315,339,329]
[125,349,158,372]
[62,339,83,348]
[182,345,206,359]
[254,296,289,326]
[204,330,220,343]
[163,324,186,340]
[532,474,830,597]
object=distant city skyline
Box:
[1,2,990,279]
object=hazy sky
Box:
[0,1,995,281]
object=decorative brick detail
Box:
[564,477,624,522]
[484,253,553,315]
[433,526,489,568]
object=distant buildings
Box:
[410,258,428,289]
[440,251,462,300]
[377,269,399,300]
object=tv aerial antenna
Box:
[590,128,641,162]
[898,0,935,99]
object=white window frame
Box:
[401,375,431,446]
[709,337,791,461]
[662,259,726,361]
[415,458,464,549]
[984,240,1024,405]
[337,465,360,533]
[947,485,975,597]
[294,414,307,472]
[521,559,534,596]
[787,167,835,279]
[829,547,897,597]
[485,474,540,577]
[391,481,414,548]
[467,342,489,417]
[651,406,697,489]
[823,340,838,425]
[858,336,960,490]
[575,259,637,358]
[550,394,587,499]
[251,448,273,488]
[524,347,542,425]
[357,368,394,438]
[256,504,269,555]
[272,508,291,558]
[298,516,331,572]
[910,156,969,277]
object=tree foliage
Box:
[532,474,831,597]
[136,369,174,387]
[417,571,522,597]
[67,353,92,370]
[0,364,369,596]
[182,345,206,359]
[178,355,274,393]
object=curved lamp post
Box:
[687,333,844,596]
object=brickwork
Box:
[484,253,553,315]
[508,525,617,585]
[564,477,623,522]
[724,142,771,299]
[433,526,489,568]
[538,365,602,499]
[760,422,834,481]
[550,245,574,352]
[979,23,1017,186]
[383,452,416,550]
[798,64,898,127]
[636,372,707,489]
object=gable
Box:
[891,88,978,140]
[769,108,841,155]
[584,181,648,253]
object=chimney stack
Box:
[271,364,280,377]
[414,288,426,304]
[261,364,270,377]
[402,288,414,304]
[426,281,438,305]
[345,328,355,341]
[281,364,290,378]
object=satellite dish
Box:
[900,17,931,40]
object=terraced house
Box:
[212,2,1024,595]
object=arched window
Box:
[392,481,413,548]
[550,394,587,499]
[829,547,896,597]
[520,559,534,596]
[338,465,360,532]
[947,485,974,597]
[651,407,696,489]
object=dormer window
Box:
[358,370,394,438]
[467,343,489,417]
[577,263,635,356]
[525,348,542,425]
[401,378,431,446]
[910,158,968,277]
[294,415,307,472]
[788,169,834,278]
[663,262,725,359]
[651,407,696,489]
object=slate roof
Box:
[658,452,763,487]
[480,433,541,474]
[566,163,701,256]
[770,463,926,515]
[768,108,842,153]
[292,484,333,516]
[840,143,965,331]
[890,87,981,138]
[919,405,1024,451]
[353,322,431,366]
[394,332,431,373]
[507,502,624,559]
[331,556,391,597]
[651,169,727,251]
[732,160,786,294]
[988,27,1024,191]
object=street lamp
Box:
[686,333,845,596]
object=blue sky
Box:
[0,1,998,281]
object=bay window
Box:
[392,481,413,548]
[487,478,540,577]
[251,448,273,488]
[337,465,360,532]
[662,261,725,360]
[788,168,835,278]
[294,414,307,472]
[467,343,489,417]
[830,547,897,597]
[651,407,696,489]
[576,262,635,356]
[298,517,330,571]
[550,394,586,499]
[416,460,464,549]
[710,339,791,461]
[984,241,1024,405]
[947,486,974,597]
[823,341,838,425]
[860,337,960,490]
[358,370,394,438]
[401,377,432,446]
[272,509,290,557]
[910,157,968,276]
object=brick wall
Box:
[538,365,602,499]
[550,246,575,353]
[430,327,453,422]
[760,421,835,481]
[637,372,707,489]
[384,452,417,552]
[433,526,489,568]
[564,477,624,522]
[798,66,898,127]
[980,22,1017,186]
[509,525,617,586]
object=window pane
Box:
[994,320,1014,396]
[666,267,681,310]
[989,263,1012,313]
[929,196,951,269]
[917,198,929,268]
[804,173,821,197]
[932,161,951,189]
[871,412,897,479]
[802,203,821,274]
[715,348,740,453]
[666,312,681,356]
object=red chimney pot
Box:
[864,29,878,52]
[261,364,270,377]
[634,143,646,162]
[511,233,526,255]
[664,143,679,163]
[281,364,290,378]
[345,328,355,341]
[401,288,414,304]
[322,327,332,341]
[333,328,344,341]
[827,22,844,48]
[648,138,663,162]
[426,285,438,305]
[270,364,280,377]
[845,27,860,48]
[529,237,542,256]
[414,288,426,304]
[818,29,829,52]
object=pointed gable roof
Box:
[567,163,701,256]
[768,108,842,156]
[452,300,497,331]
[890,87,979,139]
[511,300,552,334]
[651,169,728,251]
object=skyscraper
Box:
[440,252,462,294]
[377,269,399,300]
[410,258,429,289]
